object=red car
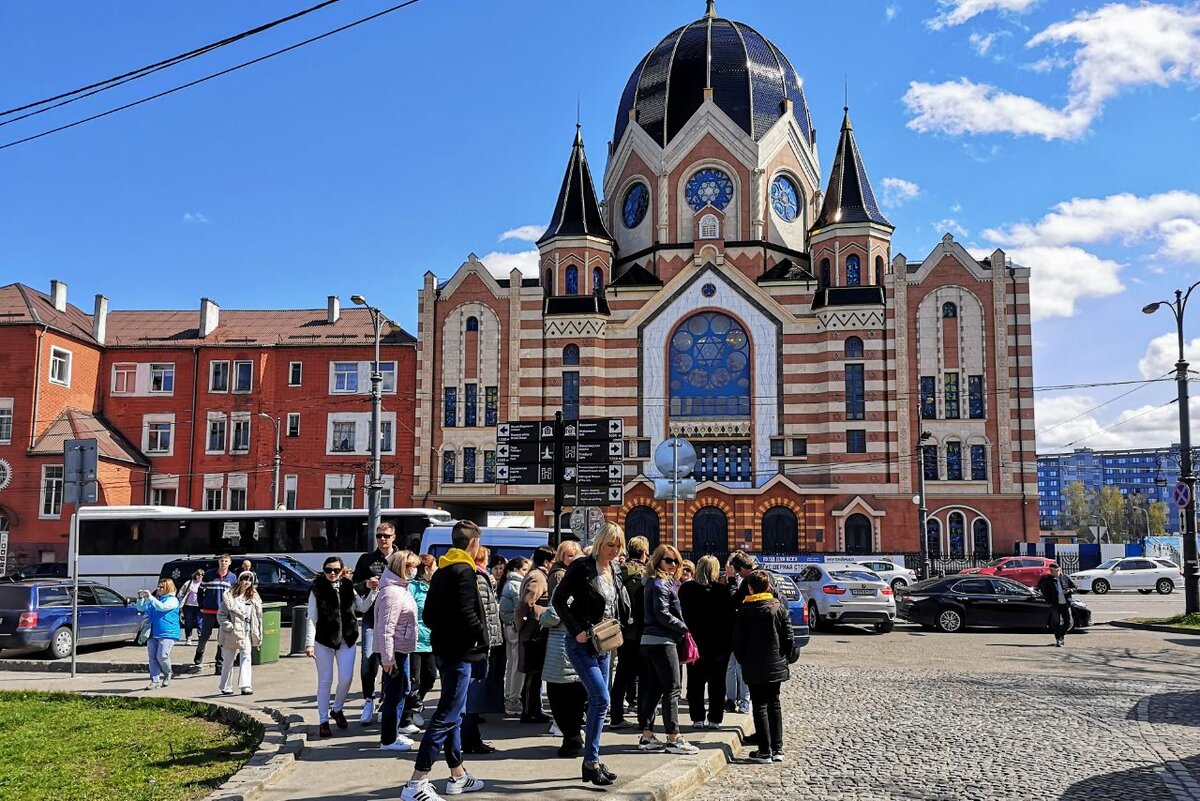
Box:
[958,557,1056,587]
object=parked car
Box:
[766,570,811,650]
[159,554,318,613]
[788,563,896,633]
[0,579,147,658]
[958,556,1056,587]
[1071,557,1181,595]
[853,560,918,590]
[895,575,1092,633]
[2,562,68,582]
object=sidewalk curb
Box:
[196,701,304,801]
[0,659,205,674]
[1109,619,1200,636]
[613,725,745,801]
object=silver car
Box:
[790,563,897,633]
[853,560,919,590]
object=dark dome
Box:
[614,10,813,149]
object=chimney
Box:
[50,280,67,312]
[92,295,108,345]
[327,296,340,324]
[199,297,220,338]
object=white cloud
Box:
[969,31,998,56]
[478,250,540,279]
[885,4,900,21]
[1006,245,1124,320]
[928,0,1039,30]
[881,177,920,207]
[933,217,970,237]
[908,3,1200,139]
[182,212,209,224]
[1138,333,1200,379]
[1036,393,1195,451]
[499,225,547,243]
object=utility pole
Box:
[351,295,386,537]
[917,431,932,579]
[257,413,282,509]
[552,411,564,547]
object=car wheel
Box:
[936,607,964,633]
[1138,588,1153,595]
[807,601,825,632]
[1157,578,1175,595]
[874,620,895,634]
[891,578,907,591]
[48,626,73,660]
[1091,579,1110,595]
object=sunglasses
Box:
[376,533,394,539]
[323,567,342,575]
[661,557,679,565]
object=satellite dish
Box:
[654,438,697,479]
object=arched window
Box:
[946,441,963,480]
[592,266,603,295]
[465,316,479,332]
[844,336,864,359]
[845,514,872,554]
[942,302,958,318]
[565,265,579,295]
[761,507,798,554]
[875,255,885,285]
[972,519,991,558]
[819,259,831,288]
[948,512,966,558]
[926,519,941,558]
[692,507,729,556]
[685,168,734,211]
[699,213,720,240]
[923,444,939,481]
[543,269,552,294]
[625,506,660,552]
[562,344,580,366]
[668,312,751,419]
[846,254,861,286]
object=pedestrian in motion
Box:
[352,522,398,724]
[732,569,794,764]
[176,569,204,645]
[375,550,420,751]
[194,554,238,672]
[305,555,373,737]
[217,571,263,696]
[1037,563,1077,647]
[137,578,180,689]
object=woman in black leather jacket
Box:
[637,545,697,755]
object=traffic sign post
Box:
[1174,481,1192,510]
[63,438,98,680]
[654,438,697,549]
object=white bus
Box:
[74,506,452,597]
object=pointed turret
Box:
[538,126,612,245]
[812,108,892,231]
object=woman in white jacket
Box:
[217,571,263,695]
[305,556,376,737]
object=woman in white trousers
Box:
[305,556,376,737]
[217,571,263,695]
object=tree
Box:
[1150,501,1169,537]
[1098,485,1128,542]
[1064,481,1093,536]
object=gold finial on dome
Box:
[706,0,716,18]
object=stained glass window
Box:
[845,364,865,420]
[484,386,498,426]
[623,183,649,228]
[463,447,476,484]
[443,387,457,428]
[875,256,885,285]
[464,384,477,427]
[563,344,580,366]
[923,444,939,481]
[845,337,864,359]
[685,168,734,211]
[847,429,867,453]
[698,214,720,239]
[483,450,496,483]
[820,259,830,288]
[971,444,987,480]
[770,175,799,222]
[846,255,861,286]
[668,312,751,418]
[566,265,579,295]
[944,373,960,419]
[942,302,958,318]
[563,371,579,421]
[442,451,455,484]
[968,375,985,419]
[926,519,941,558]
[593,267,603,295]
[465,316,479,332]
[920,376,937,419]
[972,519,990,557]
[948,512,966,558]
[947,441,963,480]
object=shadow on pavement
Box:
[1127,690,1200,728]
[1059,754,1200,801]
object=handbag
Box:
[587,618,624,655]
[678,631,699,665]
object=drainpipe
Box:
[30,324,49,448]
[1009,266,1029,543]
[421,287,441,506]
[187,347,199,508]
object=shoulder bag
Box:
[588,618,624,655]
[678,631,700,665]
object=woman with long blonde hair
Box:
[217,570,263,696]
[637,544,697,755]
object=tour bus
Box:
[418,526,554,562]
[74,506,452,597]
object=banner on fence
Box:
[755,554,907,572]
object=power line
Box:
[0,0,344,126]
[0,0,422,151]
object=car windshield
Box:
[986,558,1009,568]
[275,556,318,582]
[1095,559,1120,570]
[829,570,880,583]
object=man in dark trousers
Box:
[194,554,237,673]
[352,521,396,723]
[1037,563,1077,648]
[514,545,555,723]
[400,520,489,801]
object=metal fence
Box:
[680,549,1082,580]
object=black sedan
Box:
[895,576,1091,633]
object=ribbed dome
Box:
[614,7,813,149]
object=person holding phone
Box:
[136,578,181,690]
[217,571,263,696]
[305,556,375,737]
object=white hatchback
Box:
[853,560,919,591]
[1071,557,1181,595]
[790,563,897,633]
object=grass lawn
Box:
[0,691,261,801]
[1133,612,1200,629]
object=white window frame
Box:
[331,421,356,453]
[380,420,394,454]
[40,465,64,518]
[230,413,251,453]
[325,474,355,509]
[209,360,230,393]
[332,362,359,394]
[289,362,303,387]
[0,399,12,444]
[380,362,397,394]
[372,474,395,510]
[284,474,298,510]
[699,213,720,240]
[232,360,253,394]
[286,413,300,438]
[149,363,175,394]
[150,487,177,505]
[146,422,172,453]
[227,472,248,511]
[112,363,137,395]
[206,413,227,454]
[203,473,224,511]
[141,414,175,457]
[49,347,72,386]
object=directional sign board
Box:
[496,417,624,505]
[1174,481,1192,510]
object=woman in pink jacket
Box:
[374,550,420,751]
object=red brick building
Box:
[0,282,416,569]
[413,6,1038,558]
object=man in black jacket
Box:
[1037,563,1077,648]
[401,521,489,801]
[610,536,648,727]
[352,521,395,723]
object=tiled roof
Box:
[610,263,663,287]
[0,283,96,343]
[104,308,416,347]
[812,109,892,231]
[30,408,149,466]
[759,257,814,282]
[538,126,612,245]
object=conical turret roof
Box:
[538,126,612,244]
[812,108,892,230]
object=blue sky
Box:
[3,0,1199,453]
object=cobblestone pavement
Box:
[688,625,1200,801]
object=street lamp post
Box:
[257,413,282,509]
[917,431,933,580]
[351,294,386,539]
[1143,280,1200,614]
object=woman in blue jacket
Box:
[136,577,181,689]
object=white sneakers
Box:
[399,723,422,736]
[548,722,562,737]
[401,780,444,801]
[360,699,375,724]
[665,738,699,755]
[443,772,484,795]
[380,735,416,752]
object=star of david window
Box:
[668,312,751,419]
[685,168,733,212]
[770,175,799,222]
[623,183,649,229]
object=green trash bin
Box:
[253,602,286,665]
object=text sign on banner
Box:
[565,440,624,464]
[496,441,553,464]
[495,463,555,485]
[565,418,623,441]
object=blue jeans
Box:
[181,606,202,640]
[564,638,611,765]
[726,655,750,708]
[380,652,410,746]
[361,626,381,700]
[414,657,471,773]
[148,637,174,682]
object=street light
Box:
[257,413,282,509]
[917,430,933,579]
[1143,279,1200,613]
[351,294,387,538]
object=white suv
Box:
[790,563,897,633]
[1071,557,1181,595]
[853,560,919,591]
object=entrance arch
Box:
[844,514,872,554]
[625,506,660,553]
[761,507,798,555]
[692,507,728,557]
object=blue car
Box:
[768,570,811,650]
[0,580,147,659]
